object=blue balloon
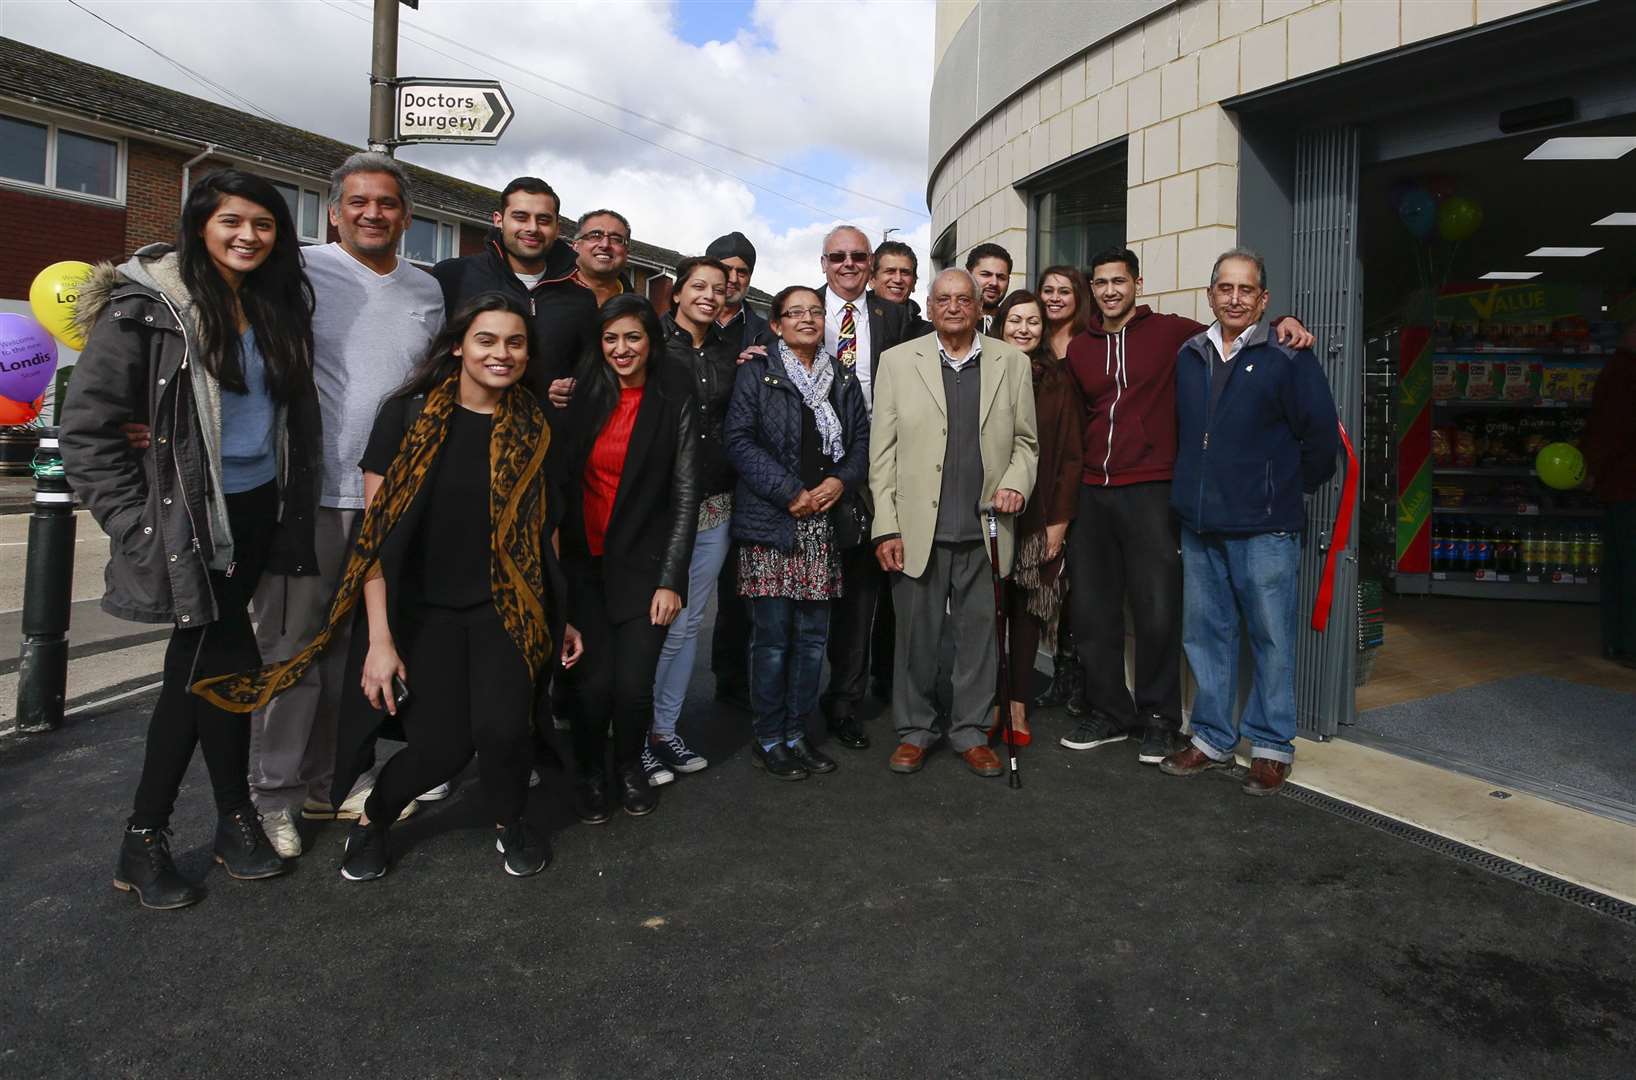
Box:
[1398,188,1437,239]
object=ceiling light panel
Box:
[1525,247,1602,257]
[1591,212,1636,226]
[1480,271,1542,280]
[1525,136,1636,160]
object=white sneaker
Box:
[417,782,451,802]
[336,785,418,822]
[261,808,302,859]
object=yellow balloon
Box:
[29,260,95,351]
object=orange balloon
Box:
[0,393,44,425]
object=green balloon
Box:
[1535,442,1585,490]
[1437,196,1484,241]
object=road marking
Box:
[64,680,164,717]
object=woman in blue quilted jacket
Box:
[723,285,870,780]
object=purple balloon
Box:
[0,313,59,403]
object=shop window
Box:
[270,179,325,244]
[401,215,458,265]
[0,112,121,201]
[1028,146,1127,277]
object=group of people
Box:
[60,152,1339,911]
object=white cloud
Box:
[3,0,935,295]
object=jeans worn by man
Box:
[1160,250,1338,796]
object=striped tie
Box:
[838,302,858,369]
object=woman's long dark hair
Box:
[393,291,537,401]
[1036,264,1092,338]
[570,293,666,441]
[994,289,1052,366]
[176,169,314,402]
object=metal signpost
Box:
[368,0,515,154]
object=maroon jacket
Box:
[1066,306,1203,487]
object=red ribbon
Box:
[1312,420,1358,632]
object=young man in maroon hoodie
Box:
[1061,247,1311,763]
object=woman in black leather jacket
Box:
[554,294,700,821]
[647,256,742,783]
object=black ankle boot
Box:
[1063,658,1091,717]
[212,807,287,880]
[114,827,204,910]
[618,763,658,817]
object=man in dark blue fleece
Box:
[1160,248,1339,796]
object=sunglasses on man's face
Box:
[825,251,870,265]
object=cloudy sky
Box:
[1,0,936,297]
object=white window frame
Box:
[0,104,126,206]
[400,209,461,266]
[267,177,327,245]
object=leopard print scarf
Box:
[192,371,553,712]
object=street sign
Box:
[394,78,514,145]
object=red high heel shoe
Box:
[987,707,1033,747]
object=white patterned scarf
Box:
[779,340,844,461]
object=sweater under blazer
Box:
[1170,321,1339,536]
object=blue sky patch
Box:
[673,0,756,47]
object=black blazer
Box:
[554,366,701,624]
[817,286,914,381]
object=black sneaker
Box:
[640,746,675,787]
[212,807,287,880]
[1059,713,1128,751]
[496,822,552,877]
[340,822,389,882]
[114,827,204,910]
[787,737,837,774]
[652,733,708,774]
[1137,725,1187,764]
[574,775,613,825]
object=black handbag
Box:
[830,488,872,550]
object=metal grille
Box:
[1236,767,1636,926]
[1290,127,1363,738]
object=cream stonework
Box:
[929,0,1561,313]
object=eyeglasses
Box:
[579,229,629,248]
[779,306,825,320]
[824,251,870,265]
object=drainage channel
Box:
[1225,765,1636,927]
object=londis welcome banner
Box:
[1395,327,1433,574]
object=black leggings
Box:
[557,560,668,776]
[363,602,536,827]
[129,483,276,830]
[1004,579,1042,708]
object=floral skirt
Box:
[1011,528,1069,650]
[738,515,842,601]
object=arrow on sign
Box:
[483,91,506,134]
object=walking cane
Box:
[984,506,1022,789]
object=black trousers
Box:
[558,560,668,776]
[822,544,886,720]
[363,601,536,827]
[710,541,752,690]
[1004,579,1042,707]
[1066,481,1183,731]
[129,482,277,830]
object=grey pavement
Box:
[2,628,1633,1078]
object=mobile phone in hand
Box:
[391,674,410,708]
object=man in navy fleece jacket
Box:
[1160,248,1339,796]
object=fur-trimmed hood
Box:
[73,243,198,341]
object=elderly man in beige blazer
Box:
[870,268,1039,777]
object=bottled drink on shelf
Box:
[1433,525,1449,572]
[1523,528,1540,575]
[1570,529,1587,574]
[1589,530,1603,577]
[1474,524,1493,570]
[1549,528,1568,573]
[1452,526,1469,571]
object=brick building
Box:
[0,38,768,312]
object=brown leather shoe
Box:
[1159,745,1230,777]
[1242,758,1291,796]
[960,745,1003,777]
[888,742,927,774]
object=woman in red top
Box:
[554,295,700,821]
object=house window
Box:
[1028,144,1127,278]
[0,112,121,200]
[931,225,957,272]
[270,180,325,244]
[401,215,458,265]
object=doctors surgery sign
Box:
[394,78,515,145]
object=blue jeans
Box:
[651,521,733,738]
[749,597,831,745]
[1180,528,1301,764]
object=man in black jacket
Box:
[431,177,596,412]
[816,225,916,750]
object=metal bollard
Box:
[15,427,75,733]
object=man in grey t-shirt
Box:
[246,154,444,854]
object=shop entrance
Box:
[1352,114,1636,820]
[1232,0,1636,821]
